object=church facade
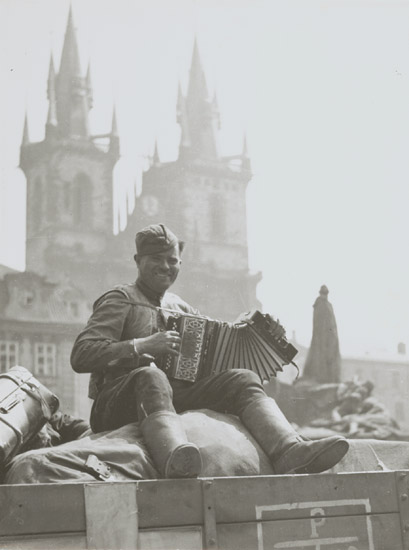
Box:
[0,8,261,417]
[20,8,260,320]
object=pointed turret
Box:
[125,192,130,217]
[45,55,58,138]
[117,206,121,234]
[21,112,30,146]
[187,37,209,102]
[109,105,120,156]
[178,38,219,160]
[59,5,82,82]
[55,6,91,139]
[47,55,56,99]
[46,96,58,137]
[176,81,184,123]
[19,111,30,167]
[177,81,190,150]
[152,140,160,165]
[241,133,251,172]
[86,61,93,109]
[111,106,118,136]
[211,91,221,130]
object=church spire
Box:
[178,38,219,160]
[59,4,81,81]
[55,5,91,139]
[187,36,209,102]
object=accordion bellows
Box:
[161,310,298,383]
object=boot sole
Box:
[294,439,349,474]
[165,444,203,478]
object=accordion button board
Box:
[160,310,298,383]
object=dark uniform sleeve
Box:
[70,291,137,374]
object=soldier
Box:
[71,224,349,478]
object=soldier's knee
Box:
[234,369,262,385]
[224,369,264,393]
[133,365,170,387]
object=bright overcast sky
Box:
[1,0,409,357]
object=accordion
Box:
[160,310,298,383]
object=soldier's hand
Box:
[136,331,181,357]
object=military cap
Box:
[135,224,184,256]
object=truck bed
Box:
[1,470,408,549]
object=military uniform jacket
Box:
[70,281,198,400]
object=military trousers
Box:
[90,364,266,433]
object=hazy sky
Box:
[1,0,409,357]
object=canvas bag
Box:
[0,366,59,466]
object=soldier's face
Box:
[136,245,182,293]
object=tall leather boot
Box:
[141,411,202,479]
[241,397,349,474]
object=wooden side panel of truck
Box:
[1,471,409,549]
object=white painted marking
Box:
[274,536,359,548]
[310,508,325,538]
[255,498,374,550]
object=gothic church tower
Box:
[118,40,261,320]
[20,7,119,298]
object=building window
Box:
[0,341,19,372]
[34,343,57,377]
[20,290,35,307]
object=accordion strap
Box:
[101,299,210,320]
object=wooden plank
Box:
[139,527,202,550]
[202,479,218,549]
[211,472,400,524]
[134,472,402,528]
[0,533,86,550]
[0,483,85,536]
[0,471,405,539]
[217,513,403,550]
[136,478,203,528]
[84,483,138,550]
[396,471,409,549]
[0,479,202,536]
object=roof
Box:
[0,264,21,279]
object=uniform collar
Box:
[136,278,164,306]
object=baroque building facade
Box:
[0,8,260,417]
